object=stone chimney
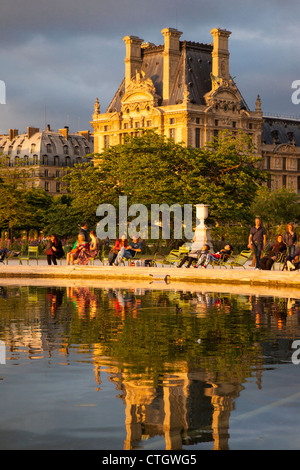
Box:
[210,28,231,82]
[27,127,39,139]
[123,35,144,89]
[78,130,91,141]
[161,27,182,104]
[59,126,69,140]
[9,129,18,140]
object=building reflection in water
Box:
[1,284,300,450]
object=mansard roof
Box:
[106,40,215,112]
[262,116,300,147]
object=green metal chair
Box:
[226,249,252,269]
[159,245,191,267]
[19,246,39,265]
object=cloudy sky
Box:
[0,0,300,134]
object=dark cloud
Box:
[0,0,300,133]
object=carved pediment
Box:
[274,143,297,154]
[204,78,242,111]
[121,71,160,111]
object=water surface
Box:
[0,283,300,450]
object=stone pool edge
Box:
[1,264,300,289]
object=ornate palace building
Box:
[91,26,300,193]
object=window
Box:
[266,156,271,170]
[56,182,61,193]
[104,135,110,148]
[42,155,48,165]
[169,128,175,141]
[45,182,49,192]
[44,169,48,177]
[104,125,109,132]
[146,120,152,127]
[31,144,36,153]
[195,117,200,124]
[33,155,38,165]
[63,145,68,155]
[56,170,60,177]
[54,156,60,166]
[47,144,52,153]
[195,128,200,148]
[170,118,175,125]
[283,175,287,187]
[282,157,286,171]
[17,145,22,155]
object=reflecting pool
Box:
[0,282,300,450]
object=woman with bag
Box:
[46,234,64,265]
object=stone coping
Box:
[1,262,300,293]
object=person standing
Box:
[79,223,89,242]
[283,223,297,258]
[46,234,64,265]
[248,217,266,270]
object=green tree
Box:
[250,186,300,236]
[61,130,267,237]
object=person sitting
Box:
[46,234,65,265]
[108,235,128,265]
[76,230,99,265]
[177,245,203,268]
[208,244,233,264]
[286,248,300,271]
[193,244,233,269]
[114,236,143,265]
[67,234,89,266]
[259,234,286,270]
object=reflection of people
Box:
[248,217,266,270]
[259,235,286,270]
[46,288,64,316]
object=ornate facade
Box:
[91,26,300,194]
[91,27,263,158]
[0,125,93,195]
